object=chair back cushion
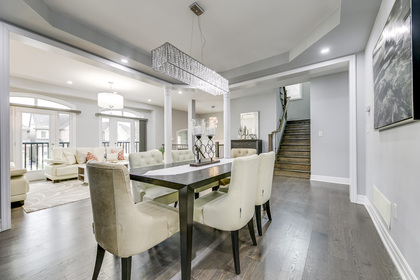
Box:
[255,152,276,205]
[172,150,194,162]
[87,161,179,258]
[129,150,163,191]
[201,155,259,231]
[231,148,257,158]
[129,149,163,168]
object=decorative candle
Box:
[193,125,202,135]
[206,127,215,136]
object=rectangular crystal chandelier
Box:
[152,42,229,96]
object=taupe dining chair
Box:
[86,161,179,280]
[193,155,259,274]
[255,151,276,236]
[129,149,178,205]
[172,149,219,197]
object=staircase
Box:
[275,119,311,179]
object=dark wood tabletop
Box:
[129,160,232,190]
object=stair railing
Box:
[268,96,291,153]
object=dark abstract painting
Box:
[373,0,412,129]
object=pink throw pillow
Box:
[86,152,98,161]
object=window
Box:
[285,84,303,100]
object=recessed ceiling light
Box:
[178,91,183,94]
[147,99,152,102]
[321,48,330,54]
[67,81,73,84]
[121,58,128,63]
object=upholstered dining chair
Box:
[193,155,259,275]
[172,150,219,197]
[255,151,276,236]
[129,149,178,205]
[219,148,257,187]
[86,161,179,280]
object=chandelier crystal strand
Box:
[152,42,229,96]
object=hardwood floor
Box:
[1,176,401,280]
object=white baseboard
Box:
[358,195,418,280]
[310,175,350,185]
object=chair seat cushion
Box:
[134,200,179,236]
[193,191,226,224]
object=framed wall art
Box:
[372,0,420,130]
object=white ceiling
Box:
[0,0,382,113]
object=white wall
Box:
[364,0,420,277]
[310,72,349,179]
[230,89,278,153]
[287,82,311,121]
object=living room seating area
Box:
[44,146,128,183]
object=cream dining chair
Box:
[129,149,178,205]
[193,154,259,275]
[219,148,257,187]
[86,161,179,280]
[255,151,276,236]
[172,149,219,197]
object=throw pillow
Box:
[86,152,98,161]
[63,151,76,165]
[75,150,87,164]
[111,149,124,160]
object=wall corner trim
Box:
[360,195,418,280]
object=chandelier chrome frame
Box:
[151,42,229,96]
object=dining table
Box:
[129,158,233,280]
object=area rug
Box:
[23,180,90,213]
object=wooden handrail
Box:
[268,97,291,152]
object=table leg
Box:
[179,185,194,280]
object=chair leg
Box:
[121,256,132,280]
[174,201,178,208]
[231,230,241,275]
[255,205,262,236]
[247,218,257,246]
[92,244,105,280]
[265,200,272,221]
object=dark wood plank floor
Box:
[0,176,401,280]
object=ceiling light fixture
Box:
[67,81,73,84]
[98,82,124,110]
[321,48,330,54]
[208,105,218,128]
[121,58,128,63]
[151,3,229,96]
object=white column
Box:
[188,99,196,151]
[164,85,173,163]
[223,91,231,158]
[0,23,11,231]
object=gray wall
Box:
[310,72,349,179]
[197,111,224,144]
[172,109,188,144]
[287,82,311,121]
[230,89,278,153]
[364,0,420,276]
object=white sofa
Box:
[45,146,128,183]
[11,162,30,204]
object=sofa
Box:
[10,162,30,204]
[45,146,128,183]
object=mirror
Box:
[240,112,259,139]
